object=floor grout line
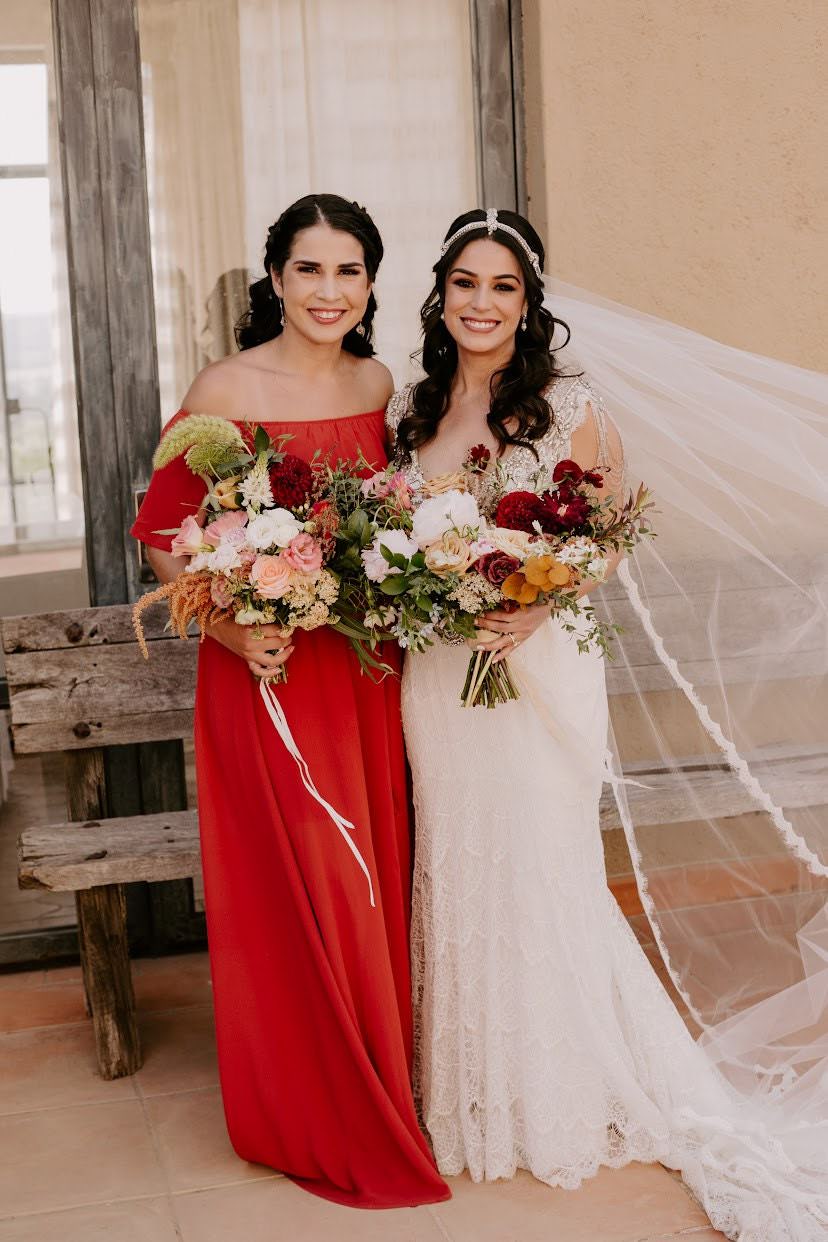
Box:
[0,1190,171,1223]
[0,1001,215,1041]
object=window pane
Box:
[0,64,48,165]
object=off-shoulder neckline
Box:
[172,407,385,427]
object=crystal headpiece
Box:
[439,207,542,280]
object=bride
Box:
[385,208,828,1240]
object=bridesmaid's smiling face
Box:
[271,224,372,346]
[442,238,527,358]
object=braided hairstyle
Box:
[397,208,571,458]
[235,194,383,357]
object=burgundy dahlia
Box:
[269,454,313,509]
[467,443,491,470]
[495,491,545,533]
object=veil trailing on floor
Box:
[545,279,828,1131]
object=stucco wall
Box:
[523,0,827,370]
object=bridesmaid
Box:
[131,194,449,1208]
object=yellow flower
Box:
[501,572,540,605]
[421,471,468,498]
[424,531,475,578]
[214,476,242,509]
[523,554,571,591]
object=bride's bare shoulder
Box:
[180,354,253,419]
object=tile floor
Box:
[0,952,725,1242]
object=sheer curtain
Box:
[137,0,477,417]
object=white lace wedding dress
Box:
[386,375,828,1242]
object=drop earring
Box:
[520,313,528,332]
[355,321,366,337]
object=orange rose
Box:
[523,555,571,592]
[501,572,540,605]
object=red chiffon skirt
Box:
[132,410,448,1207]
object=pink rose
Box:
[250,554,293,599]
[202,510,248,548]
[171,514,205,557]
[210,577,234,609]
[282,533,324,574]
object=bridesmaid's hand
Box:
[473,604,551,663]
[206,617,295,678]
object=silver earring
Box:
[355,322,366,337]
[520,313,527,332]
[440,311,445,321]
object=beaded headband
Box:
[439,207,542,280]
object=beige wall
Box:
[523,0,827,370]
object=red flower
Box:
[552,458,584,484]
[495,491,545,533]
[269,454,313,509]
[538,490,590,533]
[478,551,521,586]
[467,443,491,469]
[583,470,604,488]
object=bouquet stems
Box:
[460,649,520,708]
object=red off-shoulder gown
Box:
[131,409,448,1208]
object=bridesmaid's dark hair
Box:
[396,208,571,458]
[235,193,383,357]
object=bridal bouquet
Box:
[132,415,341,683]
[332,446,654,707]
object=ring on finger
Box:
[508,633,518,648]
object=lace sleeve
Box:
[560,375,626,497]
[384,383,414,460]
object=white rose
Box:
[483,525,535,559]
[246,507,303,550]
[587,558,608,579]
[411,490,480,549]
[186,551,212,573]
[361,529,418,583]
[207,543,242,573]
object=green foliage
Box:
[153,415,247,473]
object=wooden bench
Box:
[3,585,827,1079]
[2,602,197,1079]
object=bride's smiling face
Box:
[442,238,527,356]
[272,224,371,344]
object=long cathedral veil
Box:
[545,279,828,1129]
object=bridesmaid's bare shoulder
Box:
[350,355,394,411]
[180,355,251,420]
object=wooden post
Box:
[469,0,527,211]
[66,748,142,1078]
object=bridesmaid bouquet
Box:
[331,446,654,707]
[133,416,342,683]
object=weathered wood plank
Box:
[470,0,522,210]
[10,711,195,756]
[76,884,142,1078]
[599,748,828,830]
[0,602,177,654]
[7,641,198,726]
[20,810,200,890]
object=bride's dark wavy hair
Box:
[397,208,571,458]
[235,193,383,356]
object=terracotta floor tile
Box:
[133,953,213,1012]
[0,981,87,1034]
[643,1231,726,1241]
[0,1100,165,1218]
[430,1164,710,1242]
[134,1005,218,1096]
[173,1178,445,1242]
[144,1086,271,1193]
[0,1024,135,1114]
[0,1197,179,1242]
[0,971,44,993]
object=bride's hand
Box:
[206,617,295,678]
[473,604,551,663]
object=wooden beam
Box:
[469,0,526,210]
[52,0,161,606]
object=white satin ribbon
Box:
[259,678,376,908]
